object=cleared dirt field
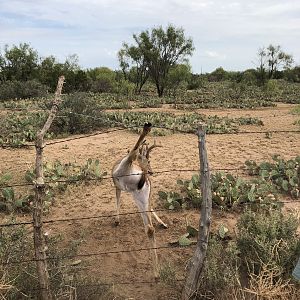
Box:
[1,103,300,299]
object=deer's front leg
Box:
[115,188,121,226]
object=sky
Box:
[0,0,299,73]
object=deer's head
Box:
[137,141,162,175]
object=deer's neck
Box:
[113,155,138,175]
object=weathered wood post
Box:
[182,124,212,300]
[33,76,65,300]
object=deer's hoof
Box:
[159,223,168,229]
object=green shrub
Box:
[0,223,84,299]
[196,237,240,298]
[52,92,110,134]
[194,210,300,299]
[0,80,48,101]
[237,209,300,277]
[292,105,300,127]
[0,224,33,298]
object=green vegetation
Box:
[159,155,300,298]
[0,101,264,146]
[159,172,278,210]
[159,156,300,210]
[0,111,50,147]
[1,39,300,101]
[119,24,194,97]
[194,209,300,299]
[292,105,300,127]
[0,222,100,299]
[105,111,263,135]
[256,44,293,85]
[0,80,48,101]
[237,209,300,277]
[245,155,300,199]
[0,159,106,212]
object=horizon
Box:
[0,0,300,73]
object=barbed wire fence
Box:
[1,85,300,299]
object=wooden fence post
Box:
[182,124,212,300]
[33,76,65,300]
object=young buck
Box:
[112,123,167,278]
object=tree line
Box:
[0,24,299,100]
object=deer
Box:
[112,123,167,278]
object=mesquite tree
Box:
[118,43,149,94]
[119,25,194,97]
[266,44,293,79]
[256,44,293,83]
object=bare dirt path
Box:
[1,103,300,299]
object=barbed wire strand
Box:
[2,244,191,266]
[0,208,168,227]
[23,278,185,295]
[1,196,299,229]
[0,167,250,189]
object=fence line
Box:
[1,128,299,296]
[0,167,250,189]
[1,197,299,228]
[2,244,191,266]
[23,278,185,296]
[1,165,299,228]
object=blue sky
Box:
[0,0,299,73]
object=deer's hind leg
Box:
[151,209,168,228]
[115,188,121,226]
[132,183,159,279]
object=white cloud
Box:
[204,51,227,60]
[0,0,300,72]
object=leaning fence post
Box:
[33,75,65,300]
[182,124,212,300]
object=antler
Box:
[146,140,163,159]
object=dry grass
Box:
[0,273,13,300]
[224,263,299,300]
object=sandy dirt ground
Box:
[1,103,300,299]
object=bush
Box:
[194,210,300,299]
[196,237,240,299]
[0,221,84,299]
[0,80,49,101]
[52,92,109,134]
[0,220,122,299]
[237,209,300,277]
